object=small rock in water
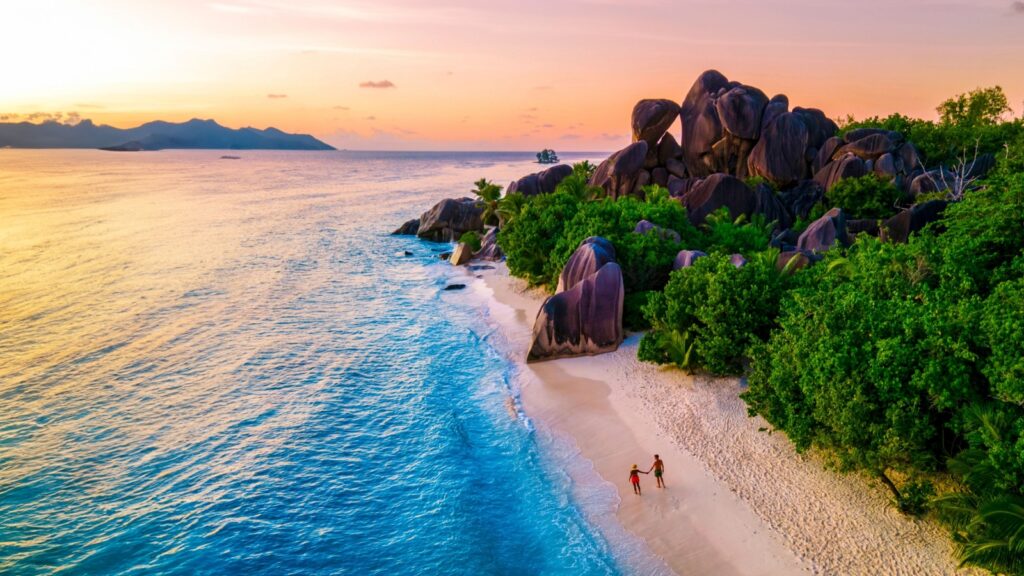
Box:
[443,284,466,291]
[467,265,495,271]
[396,250,413,257]
[439,252,452,260]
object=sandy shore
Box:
[469,262,977,576]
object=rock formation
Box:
[475,227,504,261]
[797,208,849,253]
[556,237,617,293]
[529,238,624,362]
[392,218,420,235]
[589,142,649,199]
[417,198,484,242]
[881,201,948,243]
[673,249,707,270]
[508,164,574,196]
[632,99,681,146]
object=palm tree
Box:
[573,160,596,180]
[934,406,1024,574]
[496,192,526,228]
[472,178,503,226]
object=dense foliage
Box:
[742,172,1024,573]
[499,191,580,285]
[639,251,786,375]
[459,230,482,252]
[488,95,1024,569]
[825,174,906,220]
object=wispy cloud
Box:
[360,80,395,89]
[333,105,350,110]
[267,93,288,99]
[1013,1,1024,12]
[364,115,377,120]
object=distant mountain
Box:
[0,118,335,151]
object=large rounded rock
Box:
[680,70,730,177]
[874,153,897,179]
[910,169,955,196]
[417,198,484,242]
[715,85,769,140]
[814,153,868,191]
[508,164,573,196]
[632,99,681,146]
[747,112,810,188]
[681,173,789,228]
[528,262,624,362]
[844,128,901,144]
[835,133,897,160]
[792,107,838,151]
[476,227,504,261]
[392,218,420,235]
[760,95,789,132]
[814,136,844,174]
[557,237,617,293]
[882,200,947,243]
[589,141,649,199]
[797,207,849,253]
[673,249,707,270]
[668,176,699,198]
[777,179,824,220]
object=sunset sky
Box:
[3,0,1024,150]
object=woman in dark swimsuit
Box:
[628,464,647,495]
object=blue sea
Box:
[0,150,662,575]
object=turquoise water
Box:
[0,150,646,575]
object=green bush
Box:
[701,207,774,254]
[640,251,786,376]
[498,191,581,286]
[459,230,482,252]
[896,479,935,516]
[825,174,905,220]
[547,189,696,294]
[623,291,655,331]
[744,237,980,470]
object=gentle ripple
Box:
[0,150,645,575]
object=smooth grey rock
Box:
[632,99,681,146]
[673,249,708,270]
[747,112,810,188]
[392,218,420,235]
[557,237,617,293]
[418,198,483,242]
[589,142,649,200]
[797,207,848,253]
[528,262,624,362]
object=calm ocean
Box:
[0,150,660,575]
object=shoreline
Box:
[468,262,977,576]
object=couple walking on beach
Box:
[628,455,665,495]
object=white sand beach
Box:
[472,262,978,576]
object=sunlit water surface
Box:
[0,150,663,575]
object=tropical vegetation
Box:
[488,86,1024,574]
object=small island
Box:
[536,149,559,164]
[0,118,334,151]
